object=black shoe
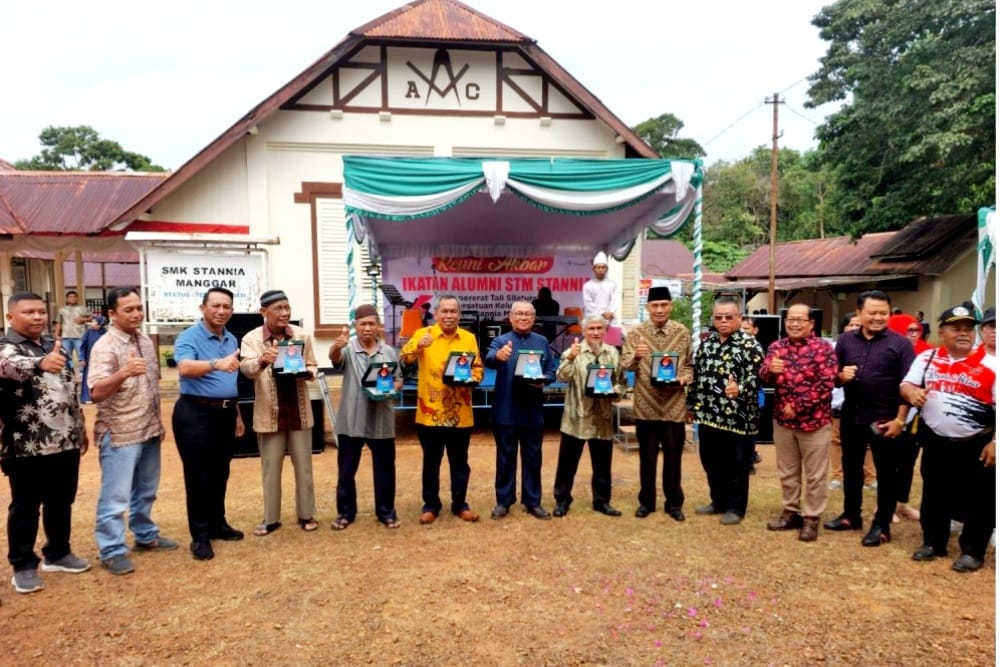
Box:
[752,452,762,464]
[634,505,652,518]
[912,545,945,561]
[553,503,569,518]
[210,523,244,541]
[190,541,214,561]
[695,503,719,515]
[594,503,622,517]
[525,506,552,520]
[861,524,889,547]
[490,505,509,520]
[952,554,984,573]
[823,514,862,531]
[666,508,686,522]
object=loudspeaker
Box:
[228,313,263,399]
[233,399,326,458]
[749,315,782,352]
[757,389,775,444]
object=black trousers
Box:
[493,424,544,508]
[697,425,753,516]
[3,449,80,571]
[553,433,613,508]
[336,435,397,523]
[892,429,921,505]
[416,426,472,515]
[635,420,686,511]
[172,397,237,542]
[840,420,896,530]
[918,426,995,559]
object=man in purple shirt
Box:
[759,304,838,541]
[824,290,915,547]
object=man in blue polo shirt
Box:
[484,301,558,520]
[171,287,245,561]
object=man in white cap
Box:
[582,251,619,326]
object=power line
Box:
[702,102,763,147]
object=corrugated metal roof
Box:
[0,171,166,235]
[642,239,694,277]
[0,159,15,171]
[725,215,975,283]
[725,233,896,279]
[354,0,530,42]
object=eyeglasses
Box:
[713,314,737,321]
[268,305,292,313]
[511,311,535,318]
[785,318,810,324]
[906,327,920,333]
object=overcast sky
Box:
[3,0,841,170]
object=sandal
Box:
[381,518,401,529]
[253,521,281,537]
[298,517,319,532]
[331,516,351,531]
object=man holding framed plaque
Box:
[328,304,402,529]
[239,289,319,537]
[552,316,625,517]
[484,302,558,520]
[400,295,483,525]
[622,285,694,521]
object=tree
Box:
[806,0,995,234]
[633,113,705,158]
[14,125,165,172]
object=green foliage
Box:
[698,147,841,250]
[14,125,165,172]
[700,239,749,273]
[807,0,995,233]
[633,113,706,158]
[667,291,715,332]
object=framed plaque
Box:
[274,339,311,377]
[514,348,547,381]
[585,364,619,399]
[443,351,478,386]
[362,361,399,401]
[650,352,680,386]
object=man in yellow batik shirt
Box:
[400,295,483,525]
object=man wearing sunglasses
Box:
[687,297,763,525]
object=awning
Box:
[342,156,703,260]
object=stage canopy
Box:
[342,156,704,260]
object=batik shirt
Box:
[0,330,86,459]
[400,324,483,428]
[688,329,763,435]
[621,319,693,422]
[759,333,837,432]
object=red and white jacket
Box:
[903,346,996,439]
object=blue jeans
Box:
[61,337,82,369]
[95,433,163,560]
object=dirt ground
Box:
[0,388,994,667]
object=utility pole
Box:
[766,92,782,314]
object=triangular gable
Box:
[109,0,656,229]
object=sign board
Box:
[143,250,267,324]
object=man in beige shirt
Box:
[89,287,176,576]
[239,289,319,536]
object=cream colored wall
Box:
[150,145,249,223]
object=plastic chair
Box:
[564,307,583,335]
[400,309,423,338]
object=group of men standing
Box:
[0,276,993,601]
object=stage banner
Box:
[383,255,592,321]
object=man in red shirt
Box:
[902,303,995,573]
[759,304,838,541]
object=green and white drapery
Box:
[974,206,995,318]
[343,156,702,257]
[341,156,703,320]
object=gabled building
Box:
[100,0,675,338]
